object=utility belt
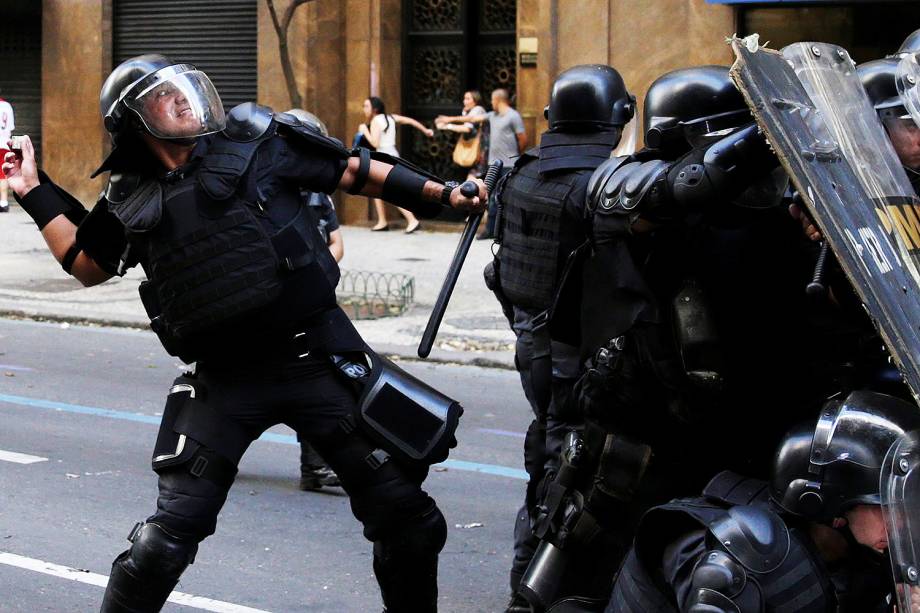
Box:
[151,326,462,489]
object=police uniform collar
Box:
[538,128,620,174]
[160,136,210,183]
[91,135,208,179]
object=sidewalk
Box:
[0,206,516,368]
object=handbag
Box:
[452,129,481,168]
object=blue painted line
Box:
[0,364,34,372]
[0,392,528,481]
[477,427,526,440]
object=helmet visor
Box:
[897,52,920,127]
[126,67,225,139]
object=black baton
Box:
[418,161,503,358]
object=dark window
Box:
[739,2,920,63]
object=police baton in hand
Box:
[418,161,503,358]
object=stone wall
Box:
[516,0,735,149]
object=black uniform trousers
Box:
[104,352,445,612]
[510,309,581,593]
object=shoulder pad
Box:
[587,155,631,212]
[708,505,790,574]
[105,172,143,205]
[275,113,350,160]
[224,102,274,142]
[514,147,539,167]
[703,471,771,508]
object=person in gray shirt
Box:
[438,88,526,237]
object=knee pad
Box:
[124,522,198,580]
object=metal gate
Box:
[401,0,516,189]
[114,0,258,110]
[0,1,42,163]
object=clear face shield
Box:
[124,65,226,139]
[897,53,920,129]
[882,429,920,613]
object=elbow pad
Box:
[670,124,780,209]
[586,155,671,218]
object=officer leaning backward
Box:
[2,55,486,613]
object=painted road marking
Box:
[0,392,529,481]
[0,449,47,464]
[0,551,270,613]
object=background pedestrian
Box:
[359,96,433,233]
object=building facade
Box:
[6,0,919,222]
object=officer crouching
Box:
[2,54,485,613]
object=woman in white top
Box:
[358,96,434,233]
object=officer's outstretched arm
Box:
[338,155,486,217]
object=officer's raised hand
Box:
[2,135,40,199]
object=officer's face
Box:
[844,505,888,553]
[142,82,201,138]
[884,116,920,170]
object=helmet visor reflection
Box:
[126,69,225,139]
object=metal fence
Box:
[336,270,415,320]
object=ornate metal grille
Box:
[402,0,516,197]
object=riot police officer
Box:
[485,64,634,609]
[857,57,920,191]
[2,55,485,612]
[514,66,879,612]
[608,389,919,612]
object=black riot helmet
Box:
[770,390,920,522]
[545,64,635,131]
[643,65,750,154]
[99,54,226,142]
[858,58,911,120]
[890,28,920,59]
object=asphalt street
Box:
[0,318,534,612]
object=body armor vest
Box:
[611,472,835,613]
[124,129,338,360]
[497,152,594,311]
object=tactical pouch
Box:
[139,280,196,363]
[152,376,203,472]
[348,351,463,466]
[151,375,246,487]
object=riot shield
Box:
[730,36,920,402]
[882,429,920,613]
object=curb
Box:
[0,310,517,371]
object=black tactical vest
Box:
[497,152,594,311]
[610,472,835,613]
[121,130,339,360]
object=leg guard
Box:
[100,522,198,613]
[373,506,447,613]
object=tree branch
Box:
[265,0,317,109]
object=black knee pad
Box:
[125,522,198,580]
